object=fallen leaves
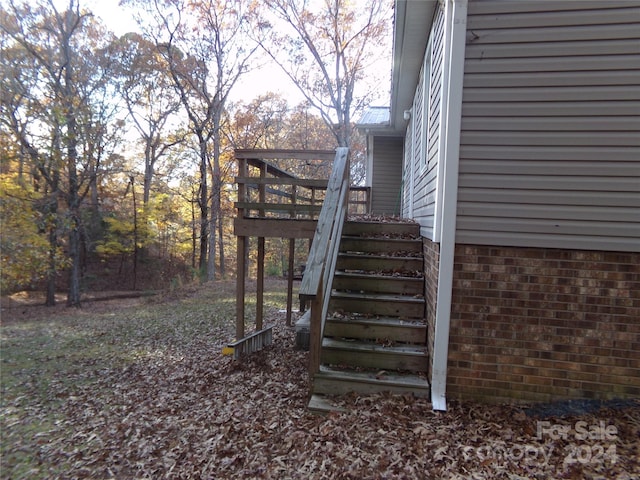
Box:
[1,280,639,479]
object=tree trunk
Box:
[197,133,208,280]
[46,197,58,307]
[67,212,82,307]
[218,212,225,278]
[208,111,223,282]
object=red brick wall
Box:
[423,239,440,385]
[447,245,640,403]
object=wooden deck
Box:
[233,149,370,341]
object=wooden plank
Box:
[235,149,336,161]
[314,366,429,397]
[342,220,421,237]
[235,176,329,188]
[330,292,425,319]
[286,238,295,326]
[339,236,422,254]
[300,148,350,298]
[257,237,265,330]
[336,253,424,273]
[246,158,297,179]
[332,272,424,295]
[321,338,429,372]
[233,218,317,238]
[234,202,323,214]
[227,326,273,360]
[324,316,427,344]
[236,236,247,340]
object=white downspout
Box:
[431,0,467,412]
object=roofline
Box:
[389,0,438,133]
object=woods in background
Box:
[0,0,391,304]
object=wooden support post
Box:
[257,236,265,331]
[256,162,267,332]
[308,296,323,375]
[235,156,248,341]
[285,184,297,325]
[286,238,295,325]
[236,235,247,340]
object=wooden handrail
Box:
[299,147,350,375]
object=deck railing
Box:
[235,149,368,223]
[299,147,350,375]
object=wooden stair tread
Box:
[341,234,421,243]
[331,291,424,304]
[340,236,422,253]
[318,365,429,389]
[338,252,422,260]
[334,271,423,282]
[322,338,428,356]
[343,220,420,238]
[326,315,426,328]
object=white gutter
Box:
[431,0,468,412]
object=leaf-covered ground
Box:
[1,280,638,479]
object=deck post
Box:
[308,295,323,375]
[256,162,267,331]
[236,235,247,340]
[257,237,265,330]
[286,238,295,325]
[236,157,248,340]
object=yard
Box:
[1,279,638,479]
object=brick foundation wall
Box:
[423,239,440,385]
[447,245,640,403]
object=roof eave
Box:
[390,0,438,133]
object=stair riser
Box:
[332,275,423,295]
[331,297,424,318]
[340,238,422,255]
[321,349,428,372]
[337,255,423,273]
[343,222,420,238]
[324,320,426,344]
[313,376,430,397]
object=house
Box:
[358,0,640,409]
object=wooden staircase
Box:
[308,219,430,413]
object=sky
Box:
[88,0,303,105]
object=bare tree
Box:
[130,0,259,281]
[113,32,184,207]
[258,0,391,149]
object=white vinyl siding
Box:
[404,3,445,238]
[457,0,640,252]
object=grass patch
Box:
[1,279,290,479]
